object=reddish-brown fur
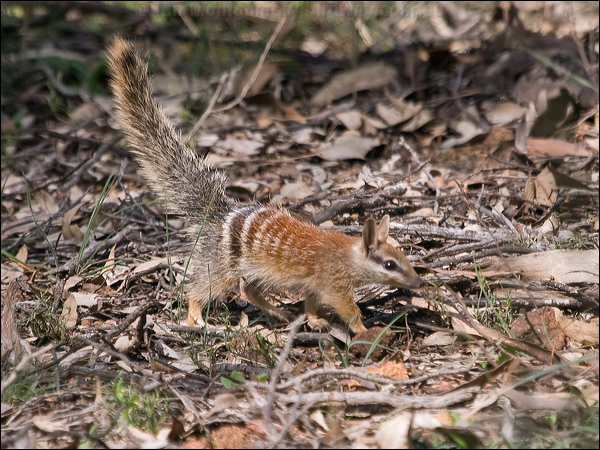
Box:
[107,37,421,334]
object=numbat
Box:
[107,37,421,334]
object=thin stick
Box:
[187,6,293,141]
[186,73,228,141]
[263,313,305,437]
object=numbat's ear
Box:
[362,217,378,255]
[377,214,391,244]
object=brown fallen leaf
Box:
[513,306,599,349]
[317,134,380,161]
[1,280,31,362]
[482,101,526,125]
[422,331,457,347]
[15,244,28,265]
[311,62,398,107]
[60,293,78,328]
[503,389,574,410]
[375,413,412,449]
[335,110,363,130]
[235,62,279,98]
[443,302,559,365]
[547,165,596,191]
[376,101,422,126]
[533,166,558,207]
[511,306,567,351]
[211,393,239,414]
[367,360,409,380]
[62,204,84,242]
[218,136,264,156]
[527,138,590,157]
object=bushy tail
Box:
[107,37,231,224]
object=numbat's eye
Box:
[384,260,397,270]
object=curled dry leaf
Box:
[301,37,328,56]
[375,413,413,449]
[317,134,380,161]
[132,256,171,274]
[367,360,409,380]
[114,333,141,353]
[292,127,315,144]
[526,164,592,211]
[15,244,28,264]
[2,280,30,362]
[511,306,567,350]
[482,101,526,125]
[547,165,595,191]
[197,133,219,148]
[533,166,558,207]
[311,62,398,107]
[62,204,84,242]
[400,108,433,132]
[376,101,422,126]
[422,331,457,347]
[234,62,279,98]
[527,138,590,157]
[32,415,65,433]
[64,276,83,291]
[60,294,78,328]
[520,307,600,347]
[218,136,264,156]
[71,292,99,308]
[211,393,239,413]
[335,110,363,130]
[442,118,487,148]
[271,181,314,204]
[537,213,560,236]
[503,389,575,411]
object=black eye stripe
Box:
[384,260,397,270]
[373,256,400,271]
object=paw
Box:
[307,314,330,332]
[271,308,292,323]
[186,315,206,327]
[350,322,368,335]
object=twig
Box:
[275,386,480,409]
[48,225,133,275]
[174,3,200,37]
[37,63,91,102]
[186,73,229,140]
[428,245,535,268]
[168,323,225,338]
[266,379,312,449]
[63,135,122,191]
[186,5,293,141]
[74,336,157,378]
[104,304,153,341]
[464,352,600,418]
[277,364,476,391]
[1,343,54,396]
[263,313,306,437]
[336,223,517,242]
[399,136,440,214]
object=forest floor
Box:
[1,2,598,448]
